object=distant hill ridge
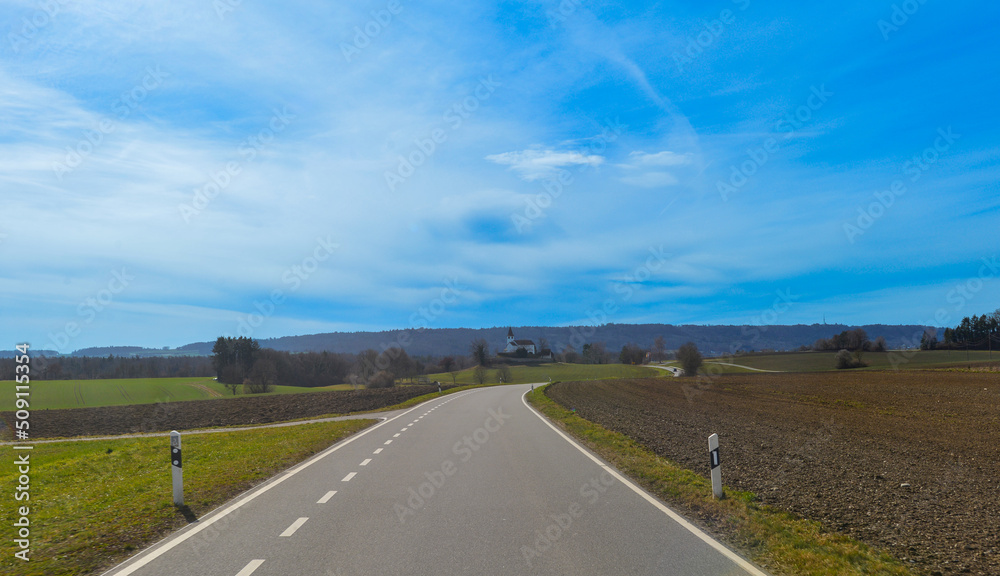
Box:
[47,323,939,358]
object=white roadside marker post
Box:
[170,431,183,506]
[708,433,723,499]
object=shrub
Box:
[366,370,396,388]
[835,349,867,369]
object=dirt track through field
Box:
[547,372,1000,576]
[185,382,223,397]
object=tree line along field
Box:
[545,372,1000,576]
[0,377,353,411]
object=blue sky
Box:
[2,0,999,352]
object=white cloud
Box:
[625,150,694,167]
[615,150,693,188]
[485,148,604,181]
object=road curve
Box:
[101,384,767,576]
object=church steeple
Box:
[507,327,514,344]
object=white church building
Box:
[503,327,536,354]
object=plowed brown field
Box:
[546,372,1000,576]
[4,385,447,439]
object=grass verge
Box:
[1,419,375,576]
[525,386,914,576]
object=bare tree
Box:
[561,345,580,363]
[470,338,491,367]
[473,365,489,384]
[387,347,415,381]
[619,343,646,365]
[582,342,609,364]
[497,364,512,383]
[651,336,668,362]
[676,342,702,377]
[872,336,887,352]
[356,349,380,382]
[244,358,277,394]
[438,356,456,373]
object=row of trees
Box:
[812,328,887,353]
[211,337,263,389]
[0,354,214,381]
[941,310,1000,349]
[465,335,686,371]
[211,337,445,393]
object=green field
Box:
[699,349,998,373]
[0,377,352,411]
[425,362,664,385]
[1,362,660,412]
[0,419,375,576]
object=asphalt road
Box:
[102,384,767,576]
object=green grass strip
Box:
[525,386,914,576]
[1,419,375,576]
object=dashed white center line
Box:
[342,472,357,482]
[384,439,393,445]
[360,458,372,466]
[317,490,337,504]
[393,433,400,438]
[401,427,408,431]
[279,517,309,537]
[236,559,266,576]
[373,448,383,454]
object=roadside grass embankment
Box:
[0,419,375,576]
[525,385,914,576]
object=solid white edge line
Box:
[317,490,337,504]
[520,387,771,576]
[279,517,309,537]
[235,559,265,576]
[99,390,480,576]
